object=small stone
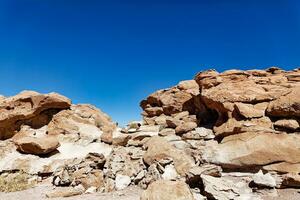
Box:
[115,174,131,190]
[274,119,299,131]
[159,128,176,136]
[85,186,97,194]
[175,122,197,135]
[46,186,84,198]
[162,164,179,180]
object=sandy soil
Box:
[0,183,142,200]
[1,182,300,200]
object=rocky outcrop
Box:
[0,91,71,139]
[141,68,300,171]
[0,91,116,195]
[0,67,299,200]
[138,67,300,199]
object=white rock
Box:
[252,170,276,188]
[115,174,131,190]
[85,186,97,194]
[193,192,207,200]
[162,164,179,180]
[201,175,253,200]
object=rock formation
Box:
[0,67,299,199]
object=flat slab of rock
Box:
[203,132,300,171]
[14,136,59,155]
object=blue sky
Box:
[0,0,299,125]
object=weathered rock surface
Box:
[203,132,300,170]
[143,136,195,175]
[201,174,256,200]
[0,91,71,139]
[140,180,194,200]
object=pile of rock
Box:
[138,67,300,199]
[0,67,299,200]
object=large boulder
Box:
[140,180,194,200]
[203,132,300,171]
[14,135,59,155]
[12,126,59,155]
[266,87,300,117]
[143,136,195,175]
[47,104,116,144]
[140,80,200,117]
[0,91,71,139]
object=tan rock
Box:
[213,117,273,138]
[234,102,267,118]
[46,185,84,198]
[140,180,194,200]
[166,117,182,128]
[274,119,299,131]
[175,121,197,135]
[159,128,176,136]
[47,104,116,144]
[186,164,222,186]
[182,127,214,140]
[203,132,300,170]
[143,136,194,175]
[144,107,164,117]
[267,87,300,117]
[0,91,71,139]
[263,162,300,174]
[12,126,59,155]
[140,80,200,117]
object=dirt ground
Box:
[0,183,142,200]
[1,182,300,200]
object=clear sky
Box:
[0,0,299,125]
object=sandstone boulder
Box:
[14,135,59,155]
[267,87,300,117]
[47,104,116,144]
[140,80,200,118]
[274,119,299,131]
[0,91,71,139]
[140,180,194,200]
[143,136,195,175]
[12,126,59,155]
[203,132,300,171]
